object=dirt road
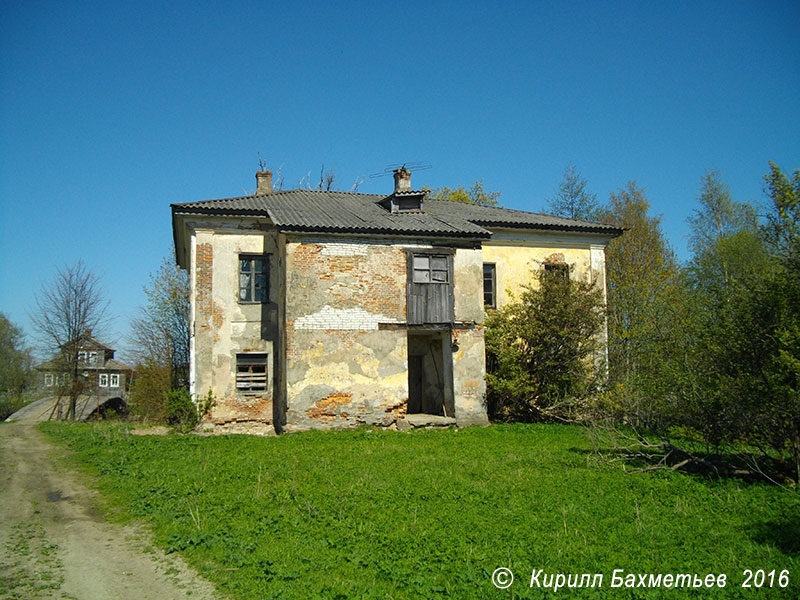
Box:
[0,423,222,599]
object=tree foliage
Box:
[597,165,800,485]
[546,164,600,221]
[486,267,605,422]
[598,183,683,427]
[427,180,501,206]
[128,254,190,421]
[0,313,34,419]
[30,260,110,420]
[128,255,190,388]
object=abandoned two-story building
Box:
[171,168,622,434]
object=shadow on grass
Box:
[751,516,800,556]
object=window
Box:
[236,353,268,394]
[88,351,98,365]
[99,373,108,387]
[412,255,449,284]
[544,263,570,280]
[45,373,54,387]
[239,255,268,302]
[483,263,496,308]
[110,374,119,387]
[77,351,87,362]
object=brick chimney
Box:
[393,166,412,193]
[256,170,273,195]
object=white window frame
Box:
[45,373,54,386]
[78,351,87,362]
[99,373,108,387]
[88,351,98,365]
[110,374,119,387]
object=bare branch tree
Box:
[128,254,190,388]
[30,260,111,420]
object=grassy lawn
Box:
[41,422,798,599]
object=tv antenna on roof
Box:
[368,162,432,179]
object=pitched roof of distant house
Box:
[172,189,622,238]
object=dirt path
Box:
[0,423,223,600]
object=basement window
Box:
[236,353,268,395]
[239,255,269,303]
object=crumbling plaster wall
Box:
[284,237,409,428]
[192,226,281,425]
[451,247,488,425]
[284,238,490,429]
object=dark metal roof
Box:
[172,190,622,238]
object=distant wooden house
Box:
[36,330,132,419]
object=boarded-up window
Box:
[407,251,454,324]
[236,353,268,394]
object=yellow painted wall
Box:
[482,242,593,308]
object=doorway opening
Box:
[407,331,454,416]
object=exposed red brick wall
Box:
[196,243,213,331]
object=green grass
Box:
[40,422,799,599]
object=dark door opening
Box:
[407,331,454,416]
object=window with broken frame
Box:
[236,353,268,395]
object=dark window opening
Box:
[544,263,570,280]
[236,353,268,394]
[239,255,268,303]
[483,263,496,308]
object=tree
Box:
[598,182,684,428]
[546,165,600,221]
[30,260,110,420]
[427,180,502,206]
[129,254,190,386]
[485,266,605,422]
[0,313,34,419]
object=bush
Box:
[165,388,216,433]
[129,361,171,422]
[486,266,605,422]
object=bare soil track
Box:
[0,423,222,600]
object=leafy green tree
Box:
[0,313,34,419]
[546,164,600,221]
[753,162,800,480]
[597,183,684,428]
[129,254,190,388]
[486,266,605,422]
[128,254,190,421]
[427,180,501,206]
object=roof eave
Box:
[476,221,624,236]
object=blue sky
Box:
[2,0,798,356]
